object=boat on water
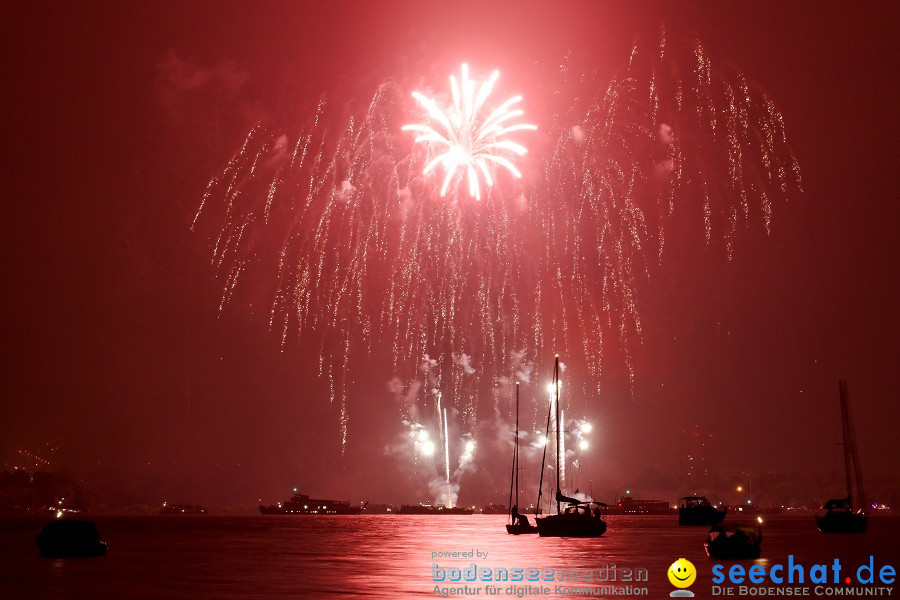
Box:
[535,356,607,538]
[678,496,727,526]
[37,519,107,558]
[816,381,868,533]
[507,383,538,535]
[606,496,676,515]
[399,504,473,515]
[259,489,364,515]
[537,495,608,537]
[817,498,866,532]
[159,503,208,515]
[704,520,762,559]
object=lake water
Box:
[1,514,898,598]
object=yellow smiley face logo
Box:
[668,558,697,588]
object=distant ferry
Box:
[605,496,676,515]
[259,489,364,515]
[159,503,208,515]
[399,504,474,515]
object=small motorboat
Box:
[37,520,107,558]
[679,496,727,526]
[704,521,762,559]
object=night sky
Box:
[3,1,898,509]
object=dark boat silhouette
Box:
[817,498,866,533]
[506,383,537,535]
[537,494,608,537]
[704,521,762,559]
[678,496,727,526]
[260,489,364,515]
[816,381,867,533]
[535,356,607,538]
[37,519,107,558]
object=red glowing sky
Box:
[2,1,898,507]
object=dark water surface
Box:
[1,514,898,598]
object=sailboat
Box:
[816,380,868,533]
[535,356,607,538]
[506,383,538,534]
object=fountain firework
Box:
[193,30,801,454]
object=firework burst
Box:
[194,33,800,457]
[403,63,537,200]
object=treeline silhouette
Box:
[0,469,86,513]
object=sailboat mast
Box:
[515,383,520,509]
[536,371,553,514]
[840,381,852,503]
[840,380,867,512]
[849,405,867,513]
[508,385,517,522]
[555,356,561,515]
